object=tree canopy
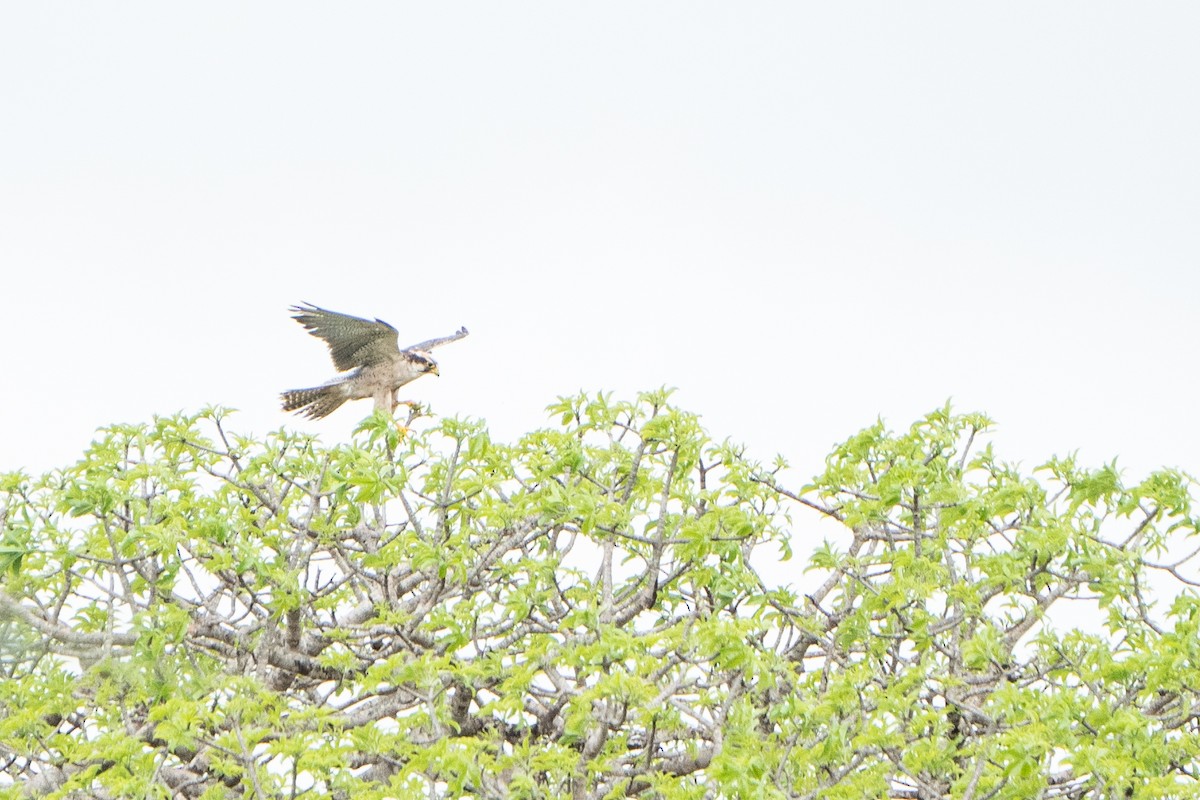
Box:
[1,391,1198,799]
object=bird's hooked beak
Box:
[430,364,440,376]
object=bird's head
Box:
[410,350,439,376]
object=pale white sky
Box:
[2,2,1197,529]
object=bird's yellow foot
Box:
[388,400,423,439]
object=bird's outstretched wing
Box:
[404,327,470,352]
[290,303,401,371]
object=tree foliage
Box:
[0,391,1198,799]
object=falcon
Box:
[281,303,468,419]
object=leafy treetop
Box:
[0,391,1197,799]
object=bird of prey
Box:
[281,303,468,419]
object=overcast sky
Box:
[3,3,1197,548]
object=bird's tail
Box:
[281,384,348,419]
